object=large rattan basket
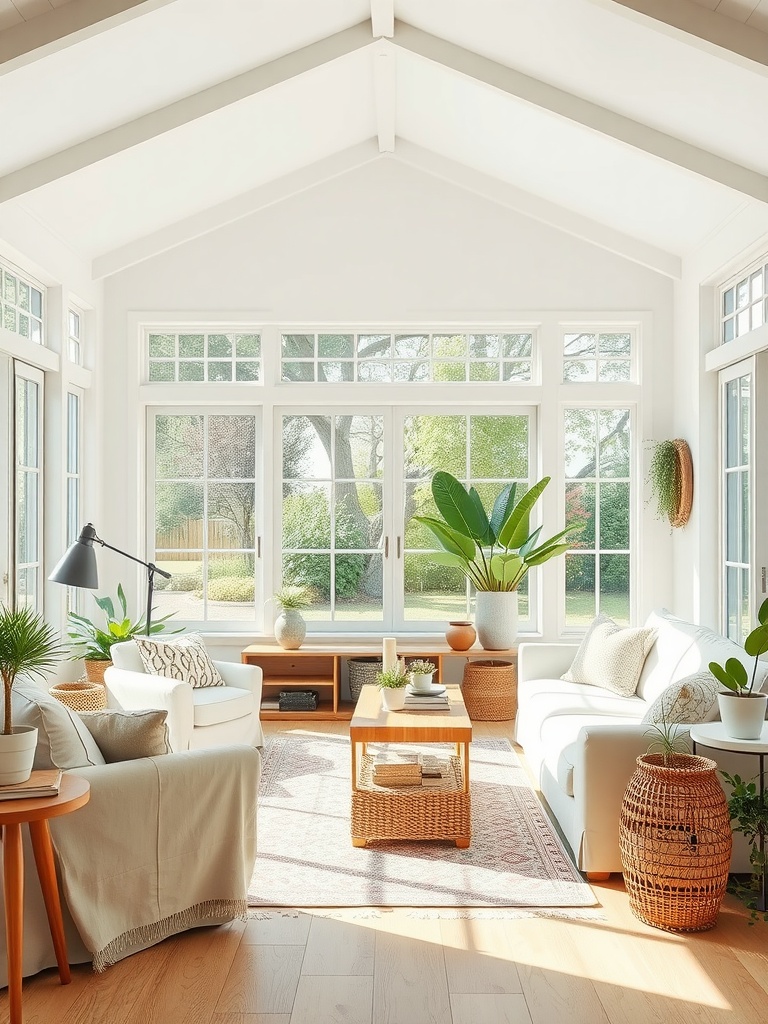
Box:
[348,657,382,703]
[619,752,732,932]
[49,680,108,712]
[461,659,517,721]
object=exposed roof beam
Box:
[92,141,381,279]
[0,21,372,204]
[589,0,768,73]
[394,21,768,204]
[371,0,394,38]
[374,42,396,152]
[395,140,682,279]
[0,0,177,76]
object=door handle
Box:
[384,537,389,558]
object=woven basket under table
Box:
[49,680,108,712]
[619,752,732,933]
[461,659,517,721]
[351,754,471,846]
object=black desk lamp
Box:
[49,523,172,634]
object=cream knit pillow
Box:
[562,614,658,697]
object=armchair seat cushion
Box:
[192,685,254,727]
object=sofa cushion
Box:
[672,623,768,691]
[192,686,254,727]
[562,614,657,696]
[538,713,646,797]
[641,671,720,725]
[635,609,698,703]
[11,681,106,769]
[78,709,171,762]
[134,633,226,689]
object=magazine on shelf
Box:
[0,769,63,800]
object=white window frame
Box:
[560,323,640,384]
[144,326,263,385]
[1,258,45,346]
[719,255,768,348]
[68,307,83,365]
[13,362,44,611]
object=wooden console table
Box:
[241,640,517,722]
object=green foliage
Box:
[643,718,690,763]
[67,584,181,661]
[721,770,768,924]
[207,577,255,602]
[413,472,581,592]
[709,598,768,695]
[376,666,409,688]
[408,659,436,675]
[273,585,312,610]
[282,491,367,598]
[0,605,64,735]
[648,440,679,525]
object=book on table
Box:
[0,769,63,800]
[404,693,450,709]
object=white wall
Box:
[101,158,675,639]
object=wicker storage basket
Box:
[619,752,732,932]
[351,754,471,846]
[84,659,112,685]
[461,659,517,721]
[348,657,382,703]
[49,680,108,712]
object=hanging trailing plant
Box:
[647,439,693,528]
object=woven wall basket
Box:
[619,752,732,932]
[670,439,694,528]
[461,659,517,721]
[49,681,108,712]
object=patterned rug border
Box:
[250,733,598,909]
[247,907,607,922]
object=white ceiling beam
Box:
[589,0,768,73]
[0,0,177,76]
[0,22,373,205]
[393,21,768,204]
[91,141,381,279]
[395,140,682,279]
[370,0,394,38]
[374,43,396,152]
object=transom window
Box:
[562,331,633,382]
[147,331,261,383]
[281,332,534,383]
[720,259,768,345]
[1,263,43,344]
[68,309,82,364]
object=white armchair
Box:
[105,640,263,751]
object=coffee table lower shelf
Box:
[351,754,471,848]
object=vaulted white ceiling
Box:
[1,0,767,281]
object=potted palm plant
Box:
[0,604,64,784]
[709,598,768,739]
[413,473,580,649]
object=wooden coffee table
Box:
[349,684,472,848]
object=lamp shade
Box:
[48,524,99,589]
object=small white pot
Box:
[0,726,38,785]
[717,692,768,740]
[380,686,407,711]
[410,672,434,693]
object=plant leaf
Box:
[745,623,768,659]
[525,543,571,567]
[468,487,493,545]
[518,525,542,558]
[497,477,550,550]
[490,553,523,585]
[489,483,516,541]
[725,658,749,689]
[758,597,768,626]
[431,472,491,542]
[412,516,476,560]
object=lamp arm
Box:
[95,538,172,578]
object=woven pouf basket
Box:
[49,680,108,712]
[619,752,732,932]
[461,659,517,721]
[348,658,383,703]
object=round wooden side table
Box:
[0,774,90,1024]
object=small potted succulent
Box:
[273,585,312,650]
[709,597,768,739]
[408,659,437,694]
[376,665,409,711]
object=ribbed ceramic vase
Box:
[274,609,306,650]
[0,726,38,785]
[475,592,518,651]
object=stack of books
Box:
[372,762,422,787]
[0,769,63,801]
[404,691,450,710]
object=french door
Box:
[13,362,44,611]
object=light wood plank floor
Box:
[3,721,768,1024]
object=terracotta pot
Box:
[445,621,476,651]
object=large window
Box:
[1,262,44,344]
[149,411,260,623]
[14,364,44,610]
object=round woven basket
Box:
[348,658,383,703]
[670,439,694,528]
[49,681,108,712]
[461,659,517,721]
[619,752,732,932]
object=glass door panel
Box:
[14,364,43,611]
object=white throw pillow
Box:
[641,671,721,725]
[11,681,106,769]
[562,614,658,697]
[134,633,226,688]
[78,709,171,762]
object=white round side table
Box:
[690,721,768,912]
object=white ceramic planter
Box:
[0,726,38,785]
[717,692,768,740]
[410,672,434,693]
[274,609,306,650]
[380,686,407,711]
[475,591,518,651]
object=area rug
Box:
[248,733,598,909]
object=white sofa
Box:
[105,640,264,752]
[514,609,768,877]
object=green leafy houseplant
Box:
[67,583,180,662]
[408,659,436,676]
[0,604,64,734]
[273,585,312,611]
[376,667,409,689]
[648,440,679,525]
[709,598,768,696]
[412,473,580,591]
[720,770,768,924]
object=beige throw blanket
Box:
[50,745,259,971]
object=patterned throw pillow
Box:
[562,614,658,697]
[641,671,720,725]
[134,633,226,688]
